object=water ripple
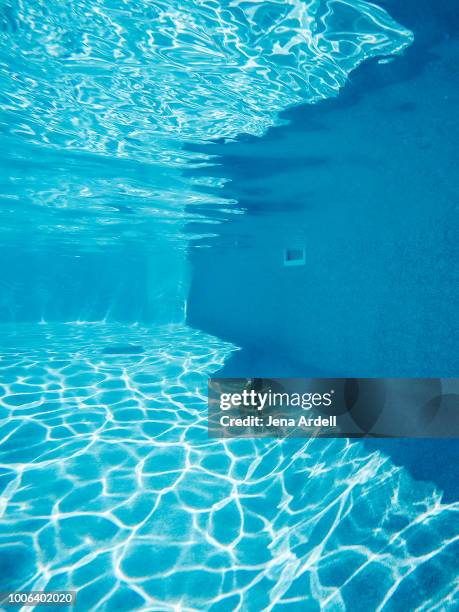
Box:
[0,0,413,247]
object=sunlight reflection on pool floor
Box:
[0,324,457,610]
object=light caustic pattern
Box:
[0,325,457,611]
[0,0,413,248]
[1,0,413,154]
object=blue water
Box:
[0,0,458,610]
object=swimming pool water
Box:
[0,0,458,610]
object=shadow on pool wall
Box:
[186,1,459,498]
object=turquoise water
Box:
[0,0,458,610]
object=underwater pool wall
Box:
[187,29,458,378]
[0,239,189,324]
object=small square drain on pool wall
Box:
[284,248,305,266]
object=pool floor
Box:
[0,324,457,610]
